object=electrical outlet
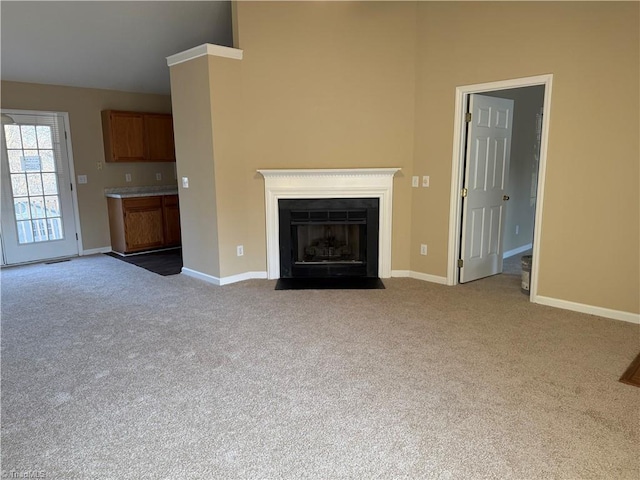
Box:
[125,173,132,182]
[96,161,103,171]
[420,244,427,255]
[237,245,244,257]
[412,176,419,188]
[422,175,430,187]
[156,173,162,181]
[182,177,189,188]
[77,175,88,184]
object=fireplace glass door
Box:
[279,198,379,278]
[293,213,365,265]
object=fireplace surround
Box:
[258,168,400,279]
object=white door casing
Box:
[0,111,79,264]
[446,74,553,302]
[459,94,514,283]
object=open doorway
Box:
[446,75,553,302]
[482,87,544,284]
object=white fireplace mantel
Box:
[257,168,401,279]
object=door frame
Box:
[446,74,553,302]
[0,109,83,264]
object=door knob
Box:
[503,195,510,201]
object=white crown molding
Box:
[258,168,401,280]
[167,43,243,67]
[257,168,401,179]
[534,295,640,324]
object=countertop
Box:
[104,185,179,199]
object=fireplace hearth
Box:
[279,198,379,279]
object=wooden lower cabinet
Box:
[162,195,181,247]
[107,195,181,254]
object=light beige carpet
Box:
[1,255,638,479]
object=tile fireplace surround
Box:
[258,168,400,280]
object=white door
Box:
[0,111,79,264]
[459,94,514,283]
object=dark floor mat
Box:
[275,277,385,290]
[105,249,182,276]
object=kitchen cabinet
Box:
[107,195,181,254]
[145,114,176,161]
[162,195,182,247]
[102,110,175,162]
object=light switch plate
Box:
[412,176,419,188]
[182,177,189,188]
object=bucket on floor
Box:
[521,255,533,294]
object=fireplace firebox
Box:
[279,198,379,278]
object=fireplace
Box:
[258,168,400,280]
[279,198,379,278]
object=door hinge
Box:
[465,112,472,123]
[461,188,468,197]
[70,182,73,191]
[76,233,78,240]
[458,259,464,268]
[64,130,68,140]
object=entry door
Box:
[0,112,78,264]
[459,94,514,283]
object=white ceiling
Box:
[1,1,233,95]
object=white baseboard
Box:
[82,246,112,256]
[503,243,533,259]
[391,270,448,285]
[534,295,640,324]
[181,267,268,286]
[391,270,411,278]
[219,271,268,285]
[181,267,221,285]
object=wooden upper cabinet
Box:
[144,114,176,161]
[102,111,145,162]
[102,110,175,162]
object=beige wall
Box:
[233,0,417,275]
[171,1,417,279]
[169,58,221,277]
[169,54,249,280]
[207,56,250,278]
[1,81,176,251]
[412,2,639,313]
